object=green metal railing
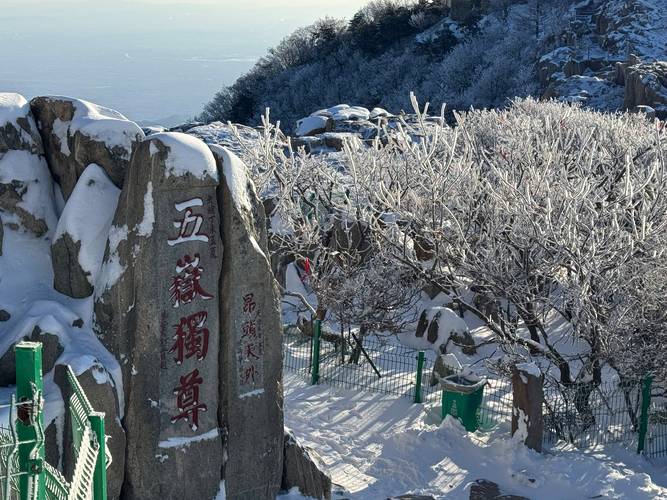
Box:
[0,341,109,500]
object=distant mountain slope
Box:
[200,0,666,130]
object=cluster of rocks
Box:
[539,0,667,119]
[0,93,331,500]
[291,104,444,155]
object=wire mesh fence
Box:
[283,325,667,458]
[543,380,643,451]
[282,325,513,430]
[646,398,667,458]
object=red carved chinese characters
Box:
[168,198,209,247]
[171,369,207,430]
[170,311,209,364]
[169,253,213,308]
[238,293,263,388]
[243,293,256,314]
[164,196,217,431]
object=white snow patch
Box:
[52,118,71,155]
[398,306,468,353]
[148,132,218,180]
[95,224,128,294]
[0,92,29,127]
[210,145,253,213]
[53,164,120,285]
[136,181,155,236]
[239,388,265,399]
[158,428,219,449]
[295,115,330,137]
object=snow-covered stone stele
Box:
[51,164,120,298]
[0,93,58,239]
[211,145,284,500]
[94,132,224,500]
[29,96,144,200]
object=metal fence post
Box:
[414,351,425,404]
[637,375,653,454]
[311,319,322,385]
[89,412,108,500]
[15,341,45,500]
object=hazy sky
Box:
[0,0,369,124]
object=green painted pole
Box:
[414,351,425,404]
[311,319,321,385]
[89,412,108,500]
[637,375,653,454]
[15,341,45,500]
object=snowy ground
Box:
[283,373,667,499]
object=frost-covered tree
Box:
[220,96,667,393]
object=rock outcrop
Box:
[624,62,667,118]
[282,431,332,500]
[29,96,144,200]
[51,164,120,298]
[94,132,223,500]
[212,145,284,500]
[0,93,57,237]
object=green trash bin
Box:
[440,374,486,432]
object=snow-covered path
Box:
[284,373,667,499]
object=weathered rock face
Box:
[52,164,120,298]
[54,363,126,500]
[94,132,223,500]
[0,93,57,237]
[29,96,144,200]
[282,431,332,500]
[211,145,284,500]
[0,325,64,387]
[624,62,667,118]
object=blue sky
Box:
[0,1,369,124]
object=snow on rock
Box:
[0,92,58,238]
[369,107,391,120]
[399,306,470,354]
[515,362,541,379]
[209,145,252,213]
[147,132,218,181]
[296,115,332,137]
[52,164,121,298]
[29,95,145,199]
[187,121,262,158]
[0,93,34,128]
[332,106,370,122]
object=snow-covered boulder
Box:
[51,164,120,298]
[296,115,333,137]
[0,92,58,238]
[94,132,223,500]
[401,307,474,355]
[210,145,284,500]
[29,96,144,200]
[369,107,391,120]
[331,106,370,122]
